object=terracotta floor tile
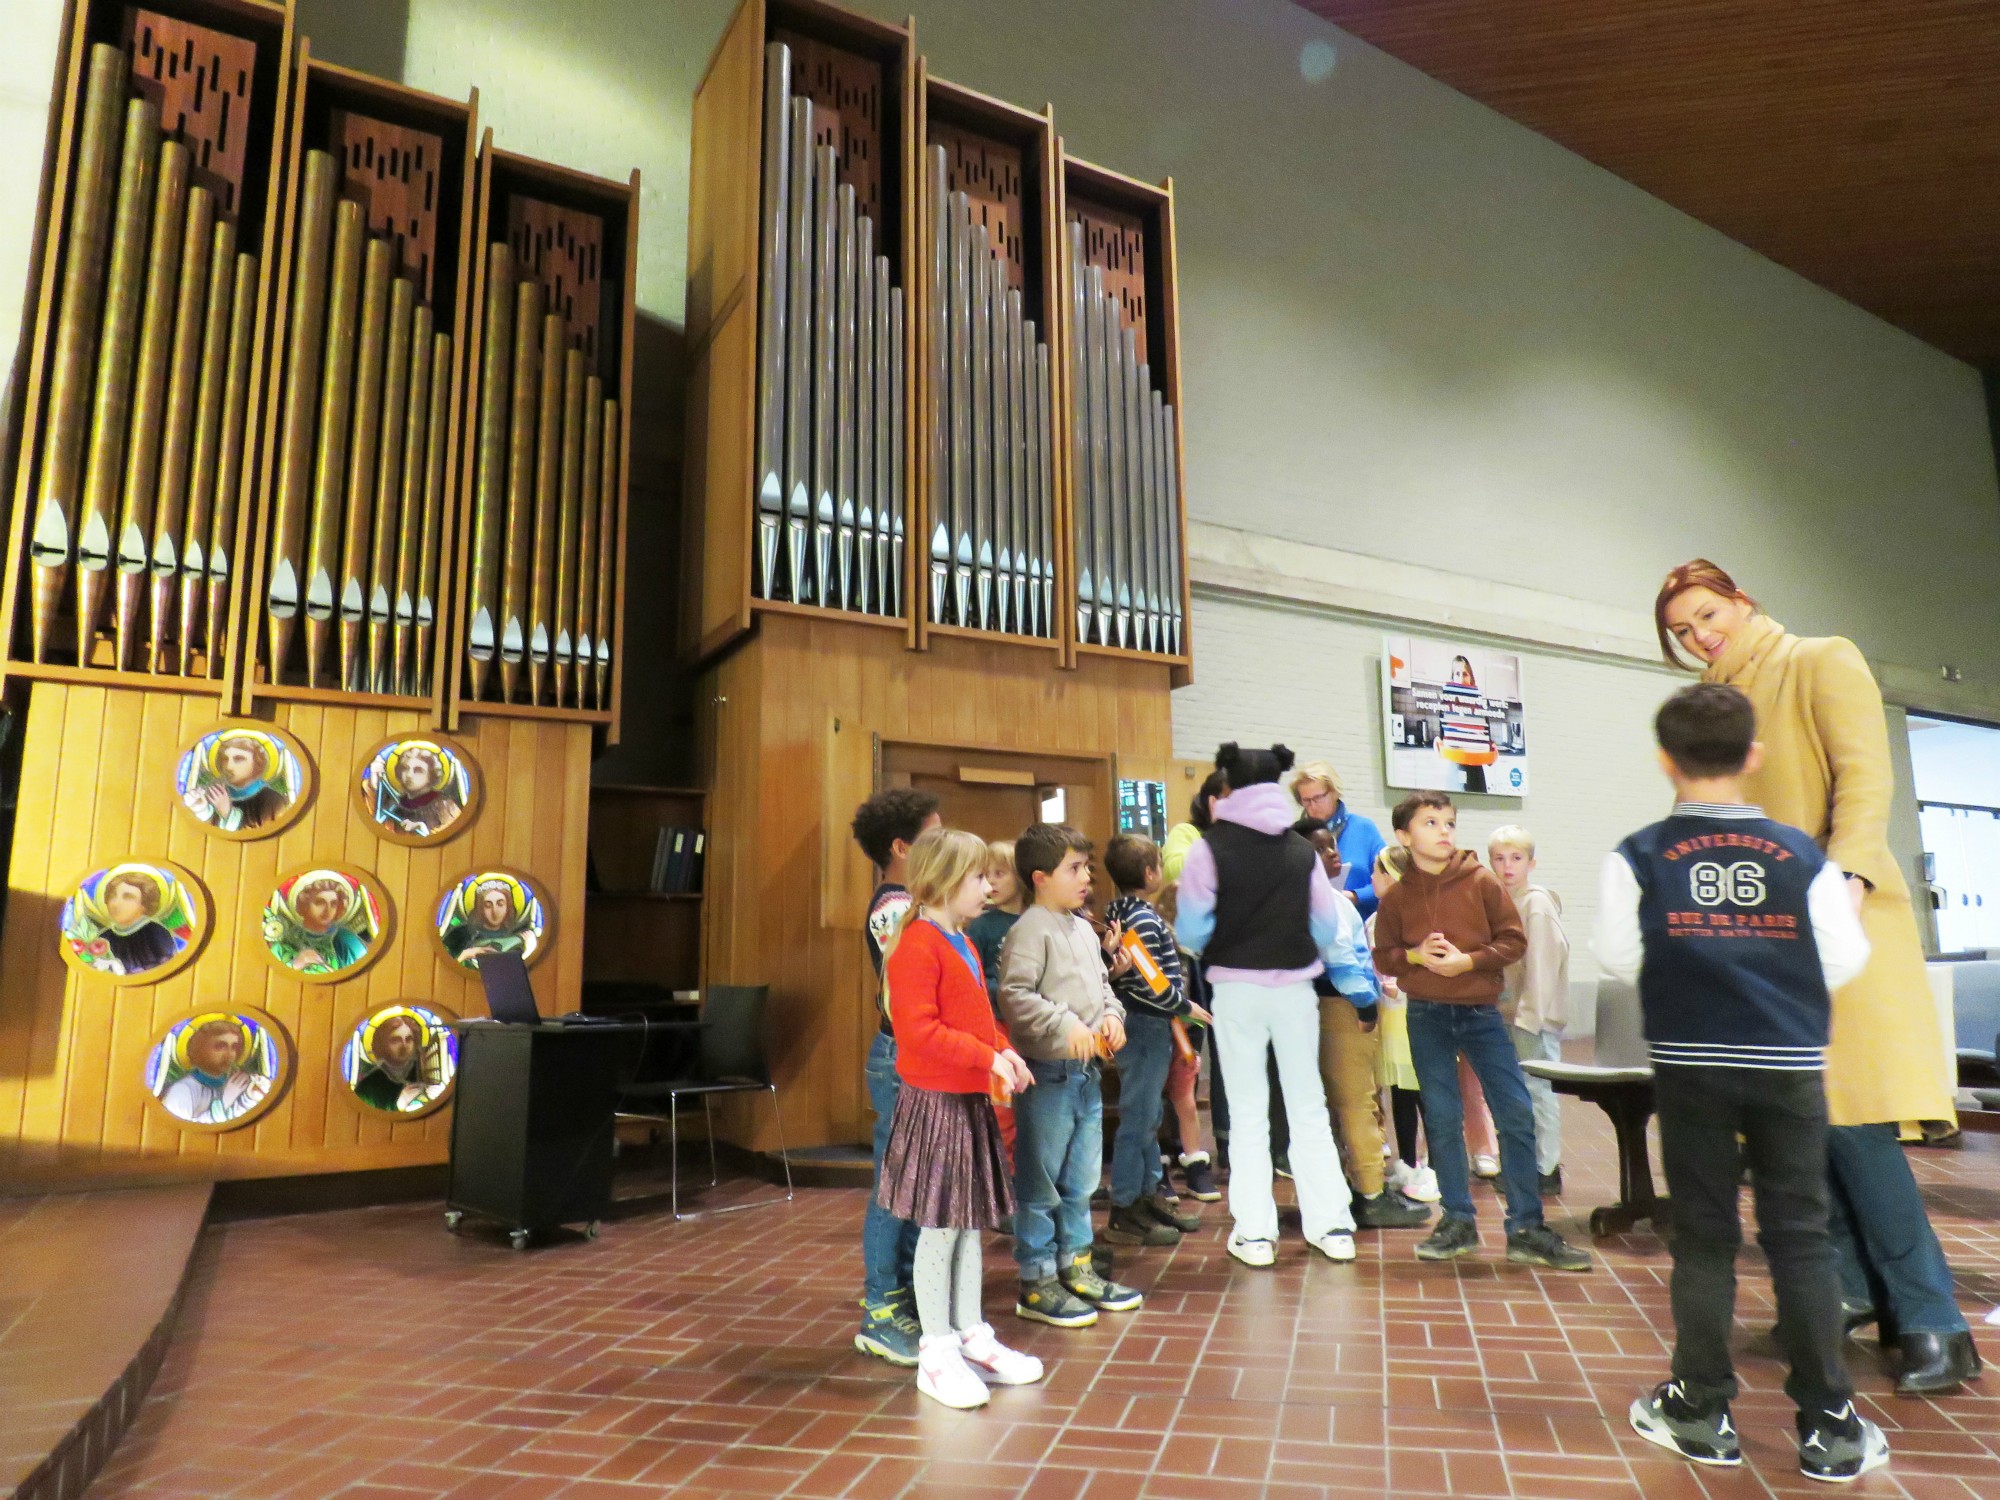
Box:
[71,1104,2000,1500]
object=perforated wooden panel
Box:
[505,198,603,369]
[122,7,257,218]
[934,121,1024,291]
[1070,201,1148,365]
[777,29,883,225]
[328,110,444,304]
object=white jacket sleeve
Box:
[1806,861,1872,994]
[1592,852,1644,986]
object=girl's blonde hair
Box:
[1373,845,1409,882]
[985,838,1015,876]
[1291,760,1342,805]
[1488,824,1535,857]
[901,827,991,929]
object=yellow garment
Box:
[1375,997,1419,1091]
[1319,997,1385,1196]
[1705,615,1953,1126]
[1162,821,1202,883]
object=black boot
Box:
[1894,1331,1983,1397]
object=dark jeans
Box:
[862,1031,919,1305]
[1391,1086,1425,1168]
[1825,1122,1968,1335]
[1111,1013,1173,1205]
[1012,1057,1104,1283]
[1406,1000,1542,1232]
[1653,1064,1851,1412]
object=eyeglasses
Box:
[1301,789,1335,809]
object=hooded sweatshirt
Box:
[1500,884,1569,1034]
[1173,782,1375,996]
[1372,849,1526,1004]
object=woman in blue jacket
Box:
[1290,761,1387,917]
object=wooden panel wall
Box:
[0,682,591,1188]
[698,611,1174,1151]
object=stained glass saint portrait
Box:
[146,1011,285,1129]
[357,737,476,844]
[436,870,547,971]
[262,867,389,980]
[342,1004,458,1116]
[176,726,310,838]
[60,862,204,982]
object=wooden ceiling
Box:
[1297,0,2000,365]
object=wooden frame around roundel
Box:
[172,721,317,842]
[56,858,211,987]
[432,865,553,974]
[258,862,396,985]
[141,1004,293,1135]
[335,1000,462,1122]
[352,731,482,847]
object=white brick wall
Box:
[1173,591,1681,1015]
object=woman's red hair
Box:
[1654,559,1757,668]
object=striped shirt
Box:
[1106,895,1189,1019]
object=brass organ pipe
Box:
[206,250,257,677]
[301,200,364,687]
[390,300,431,695]
[367,274,413,693]
[575,380,602,703]
[114,141,190,670]
[594,397,618,705]
[31,45,129,664]
[498,277,542,702]
[77,97,162,666]
[553,347,584,704]
[528,311,564,703]
[466,241,513,697]
[415,331,451,694]
[178,216,235,674]
[149,179,215,673]
[267,151,339,680]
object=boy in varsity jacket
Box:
[1597,683,1882,1485]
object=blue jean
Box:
[862,1031,920,1305]
[1825,1122,1967,1335]
[1012,1056,1104,1282]
[1110,1013,1174,1206]
[1407,1000,1543,1234]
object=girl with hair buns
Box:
[1173,743,1378,1267]
[1656,558,1980,1395]
[878,827,1041,1409]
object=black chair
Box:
[614,984,793,1220]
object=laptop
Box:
[478,950,622,1026]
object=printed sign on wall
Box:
[1382,635,1528,797]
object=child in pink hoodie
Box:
[1172,743,1377,1268]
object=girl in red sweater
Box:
[879,827,1040,1408]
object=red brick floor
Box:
[88,1103,2000,1500]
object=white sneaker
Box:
[1472,1153,1501,1179]
[916,1333,990,1409]
[959,1322,1043,1386]
[1313,1232,1357,1263]
[1226,1230,1277,1268]
[1395,1164,1442,1203]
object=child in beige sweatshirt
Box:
[1489,826,1569,1193]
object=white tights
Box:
[913,1226,983,1338]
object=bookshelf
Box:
[583,783,706,997]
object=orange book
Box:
[1120,927,1171,996]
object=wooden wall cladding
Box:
[448,143,636,732]
[0,680,591,1189]
[775,28,888,229]
[0,0,291,692]
[931,120,1026,291]
[242,54,475,709]
[1070,198,1149,364]
[697,611,1174,1152]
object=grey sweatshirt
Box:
[998,904,1127,1061]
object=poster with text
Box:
[1381,635,1528,797]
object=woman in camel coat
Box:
[1656,559,1979,1396]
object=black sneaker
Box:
[1180,1153,1222,1202]
[1103,1202,1179,1247]
[1145,1189,1201,1232]
[1061,1251,1144,1311]
[1539,1167,1563,1197]
[1015,1277,1099,1328]
[1506,1224,1593,1272]
[1415,1216,1479,1261]
[1797,1401,1889,1483]
[1353,1190,1432,1230]
[1628,1380,1741,1466]
[1273,1153,1294,1181]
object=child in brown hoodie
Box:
[1372,791,1590,1272]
